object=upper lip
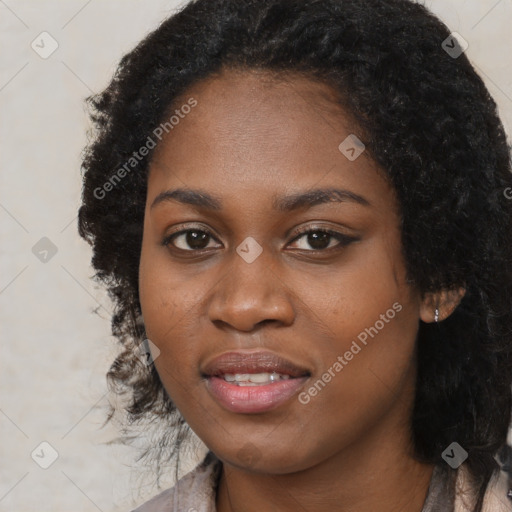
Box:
[202,350,311,378]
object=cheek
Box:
[139,241,182,370]
[302,231,414,348]
[292,301,418,466]
[296,234,419,397]
[139,219,198,339]
[138,241,213,399]
[297,309,418,458]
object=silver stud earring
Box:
[434,308,439,323]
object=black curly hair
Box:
[78,0,512,509]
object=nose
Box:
[207,249,295,333]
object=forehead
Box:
[147,68,395,215]
[187,68,345,119]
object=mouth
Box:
[201,350,311,414]
[220,372,293,386]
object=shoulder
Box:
[131,452,222,512]
[455,462,511,512]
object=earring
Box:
[434,308,439,323]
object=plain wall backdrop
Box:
[1,1,511,511]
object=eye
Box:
[288,227,357,251]
[162,227,221,252]
[162,225,358,254]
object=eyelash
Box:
[161,224,358,254]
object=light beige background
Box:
[1,1,511,511]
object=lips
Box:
[201,350,311,378]
[202,350,311,414]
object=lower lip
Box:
[205,376,309,414]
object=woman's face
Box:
[139,69,423,473]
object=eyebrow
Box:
[150,187,370,211]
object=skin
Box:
[138,68,463,512]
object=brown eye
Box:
[164,229,221,251]
[304,231,331,250]
[288,228,357,252]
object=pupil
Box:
[187,230,209,249]
[308,231,330,249]
[183,231,331,250]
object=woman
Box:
[78,0,512,510]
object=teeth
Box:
[245,372,276,383]
[222,372,291,385]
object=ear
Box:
[419,287,466,323]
